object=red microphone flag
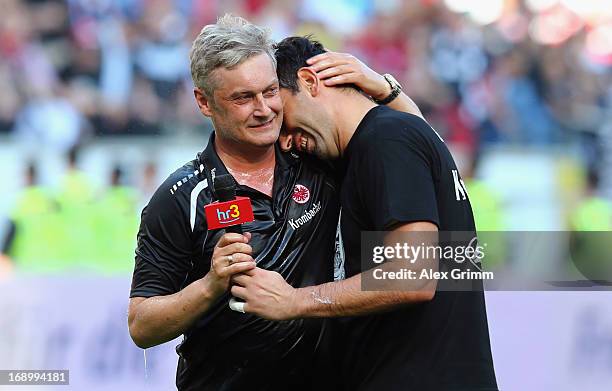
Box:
[204,197,254,230]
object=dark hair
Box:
[274,36,326,94]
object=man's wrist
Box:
[372,75,392,101]
[374,74,402,105]
[197,274,220,304]
[290,287,309,318]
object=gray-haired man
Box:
[127,14,340,390]
[127,14,419,390]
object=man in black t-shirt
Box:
[231,37,498,390]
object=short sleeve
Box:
[359,135,439,230]
[130,187,194,298]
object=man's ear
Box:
[297,67,321,97]
[194,88,213,117]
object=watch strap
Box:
[374,74,402,105]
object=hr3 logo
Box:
[217,204,241,225]
[204,197,255,230]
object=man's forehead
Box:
[229,76,278,93]
[214,69,278,95]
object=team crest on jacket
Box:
[292,184,310,204]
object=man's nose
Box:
[253,94,272,117]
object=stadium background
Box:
[0,0,611,390]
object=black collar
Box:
[344,105,385,164]
[197,132,300,198]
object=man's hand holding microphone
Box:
[206,174,298,318]
[206,231,255,299]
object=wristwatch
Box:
[374,74,402,105]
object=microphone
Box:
[214,174,243,234]
[210,174,254,314]
[205,174,254,233]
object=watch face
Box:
[376,74,402,105]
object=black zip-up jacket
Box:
[130,133,340,390]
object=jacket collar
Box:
[197,132,300,198]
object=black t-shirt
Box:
[130,133,340,391]
[337,106,497,390]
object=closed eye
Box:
[233,95,251,104]
[263,87,279,98]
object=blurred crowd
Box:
[1,0,611,273]
[1,0,610,150]
[0,147,159,274]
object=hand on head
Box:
[307,51,391,100]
